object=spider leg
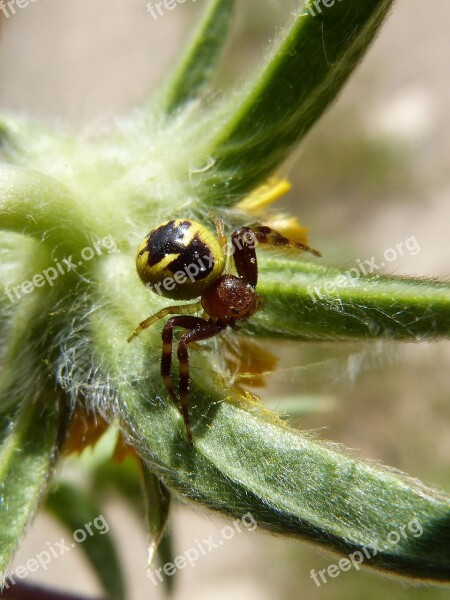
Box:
[176,318,227,443]
[250,225,321,257]
[160,315,224,443]
[213,216,227,251]
[231,226,258,287]
[231,225,321,288]
[160,317,179,411]
[161,315,208,442]
[127,301,202,342]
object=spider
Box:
[128,218,321,443]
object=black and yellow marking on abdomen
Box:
[144,220,192,266]
[135,219,226,300]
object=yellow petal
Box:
[263,214,310,245]
[236,178,292,215]
[236,178,310,244]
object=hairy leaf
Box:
[142,466,171,567]
[0,165,89,252]
[126,385,450,582]
[249,255,450,340]
[93,311,450,584]
[199,0,395,204]
[0,399,61,583]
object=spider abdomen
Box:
[136,219,225,300]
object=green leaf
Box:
[93,313,450,584]
[126,389,450,583]
[199,0,395,204]
[45,481,126,600]
[154,529,176,596]
[0,398,61,581]
[0,165,90,252]
[158,0,236,115]
[141,465,175,595]
[142,465,171,567]
[248,255,450,340]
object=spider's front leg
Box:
[162,315,226,443]
[231,226,258,287]
[231,225,321,287]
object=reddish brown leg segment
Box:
[231,224,321,289]
[161,316,226,443]
[232,226,258,287]
[177,320,227,443]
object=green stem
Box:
[199,0,395,205]
[248,256,450,340]
[157,0,235,115]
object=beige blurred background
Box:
[1,1,449,599]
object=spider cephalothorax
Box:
[128,218,320,442]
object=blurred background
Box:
[1,1,449,598]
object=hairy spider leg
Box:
[232,226,259,287]
[127,302,202,342]
[162,315,227,443]
[250,225,322,257]
[231,225,321,288]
